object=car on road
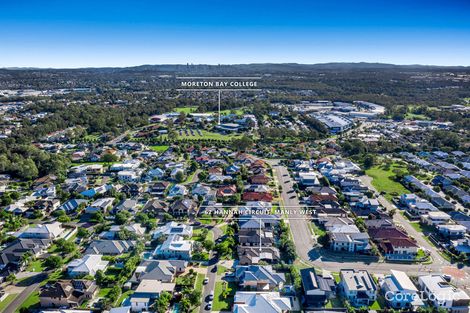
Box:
[208,292,214,301]
[211,265,217,273]
[205,303,212,310]
[289,195,296,199]
[203,278,209,284]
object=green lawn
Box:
[217,108,245,115]
[405,112,430,120]
[331,272,341,283]
[117,290,134,306]
[26,259,44,272]
[213,281,237,311]
[365,163,410,200]
[325,297,343,308]
[149,145,169,152]
[194,273,205,293]
[0,294,17,312]
[311,223,326,237]
[181,129,241,141]
[217,265,229,275]
[183,171,197,183]
[410,222,435,234]
[83,134,100,141]
[370,295,387,310]
[174,106,198,114]
[98,287,112,297]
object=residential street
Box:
[270,161,470,281]
[358,175,448,266]
[3,272,47,313]
[271,162,319,262]
[199,224,222,313]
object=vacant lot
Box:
[366,163,410,200]
[213,281,236,311]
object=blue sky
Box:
[1,0,469,68]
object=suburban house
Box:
[153,234,192,260]
[18,222,64,240]
[113,199,138,214]
[418,275,470,313]
[167,184,187,198]
[300,268,336,307]
[233,291,292,313]
[67,254,109,277]
[148,181,170,196]
[249,175,270,185]
[84,240,135,255]
[328,224,370,253]
[380,270,424,310]
[85,197,115,214]
[0,239,51,271]
[131,259,187,284]
[377,238,419,260]
[142,199,169,217]
[169,199,197,217]
[235,265,285,291]
[299,172,321,186]
[130,279,176,312]
[58,199,88,214]
[99,223,146,240]
[242,192,273,202]
[437,224,467,239]
[237,246,281,265]
[216,185,237,198]
[39,280,98,308]
[340,269,377,307]
[421,211,452,226]
[152,222,193,239]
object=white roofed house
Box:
[18,222,64,240]
[421,211,452,226]
[153,234,193,260]
[85,197,115,214]
[328,224,370,253]
[340,269,377,307]
[233,291,292,313]
[152,222,193,239]
[437,224,467,239]
[99,223,146,240]
[298,172,321,187]
[130,279,176,312]
[380,270,424,310]
[67,254,109,277]
[418,275,470,313]
[117,170,141,182]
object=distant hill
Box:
[3,62,469,74]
